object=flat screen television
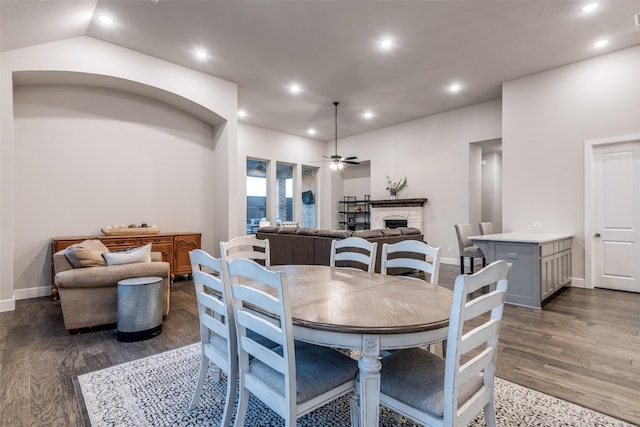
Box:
[302,190,315,205]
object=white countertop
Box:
[469,232,573,244]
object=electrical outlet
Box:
[532,221,542,227]
[447,246,452,253]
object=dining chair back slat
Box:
[381,240,441,284]
[221,235,270,267]
[330,236,378,273]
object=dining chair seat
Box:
[249,341,359,404]
[380,347,483,417]
[461,245,484,258]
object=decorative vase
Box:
[389,190,397,199]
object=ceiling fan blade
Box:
[343,156,358,160]
[342,160,361,165]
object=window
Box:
[246,159,267,234]
[301,165,318,228]
[275,162,294,225]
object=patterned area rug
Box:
[75,343,635,427]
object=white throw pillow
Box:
[103,244,152,266]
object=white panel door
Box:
[593,142,640,292]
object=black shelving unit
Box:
[338,195,371,231]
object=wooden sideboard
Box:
[51,232,201,299]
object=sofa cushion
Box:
[258,226,279,233]
[296,228,319,236]
[277,227,298,234]
[399,227,422,235]
[64,239,109,268]
[381,228,402,236]
[103,244,152,266]
[353,229,384,238]
[317,229,353,238]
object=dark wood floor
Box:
[1,265,639,426]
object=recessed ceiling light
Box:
[448,83,462,93]
[238,110,247,118]
[594,39,609,48]
[289,83,302,94]
[195,50,208,59]
[98,15,114,26]
[307,128,317,136]
[363,111,374,120]
[581,3,599,13]
[379,38,394,50]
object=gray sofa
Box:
[256,227,424,273]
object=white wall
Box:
[327,100,502,260]
[503,44,640,282]
[12,85,217,292]
[1,36,237,308]
[342,161,371,200]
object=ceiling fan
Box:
[323,101,360,170]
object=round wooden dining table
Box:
[266,265,453,427]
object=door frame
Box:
[584,133,640,289]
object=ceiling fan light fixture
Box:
[324,101,360,171]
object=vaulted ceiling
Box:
[2,1,640,141]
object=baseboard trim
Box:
[570,278,587,288]
[14,285,52,300]
[441,256,486,266]
[0,297,16,312]
[441,256,459,265]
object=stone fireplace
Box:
[370,198,428,231]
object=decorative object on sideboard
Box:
[102,223,161,236]
[386,176,408,199]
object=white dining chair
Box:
[220,235,270,267]
[380,240,441,284]
[188,249,237,427]
[378,260,511,427]
[330,236,378,273]
[226,258,359,427]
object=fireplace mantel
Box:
[370,198,428,208]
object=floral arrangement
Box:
[386,176,408,193]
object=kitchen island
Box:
[470,233,573,308]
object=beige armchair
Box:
[53,250,170,332]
